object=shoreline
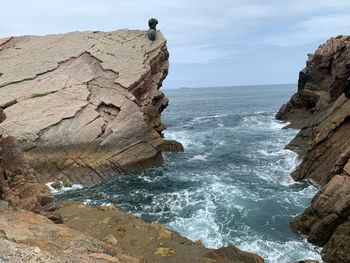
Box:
[50,104,320,259]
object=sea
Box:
[56,84,322,262]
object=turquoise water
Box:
[56,85,321,262]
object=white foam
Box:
[192,114,228,122]
[164,130,203,149]
[167,192,223,248]
[238,239,322,263]
[46,181,83,194]
[189,154,209,161]
[241,114,295,132]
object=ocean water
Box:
[56,85,321,262]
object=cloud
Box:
[264,14,350,47]
[1,0,350,85]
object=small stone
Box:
[154,247,175,256]
[98,206,111,211]
[62,181,72,188]
[36,195,54,206]
[50,181,62,190]
[194,240,204,246]
[157,228,172,239]
[102,217,111,224]
[343,161,350,175]
[57,229,75,238]
[33,247,41,253]
[117,226,126,238]
[104,234,118,246]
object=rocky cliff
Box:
[0,29,182,186]
[0,30,263,263]
[277,35,350,262]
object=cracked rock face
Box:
[276,36,350,262]
[0,30,180,185]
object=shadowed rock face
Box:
[276,36,350,262]
[0,108,60,222]
[0,30,181,185]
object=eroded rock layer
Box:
[277,35,350,262]
[0,30,179,185]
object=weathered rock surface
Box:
[0,205,138,262]
[58,201,265,263]
[0,29,181,186]
[277,36,350,262]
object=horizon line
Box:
[166,83,297,89]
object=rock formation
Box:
[0,29,263,262]
[277,35,350,262]
[0,29,182,186]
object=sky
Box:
[1,1,350,89]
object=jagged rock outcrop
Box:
[0,30,181,186]
[277,35,350,262]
